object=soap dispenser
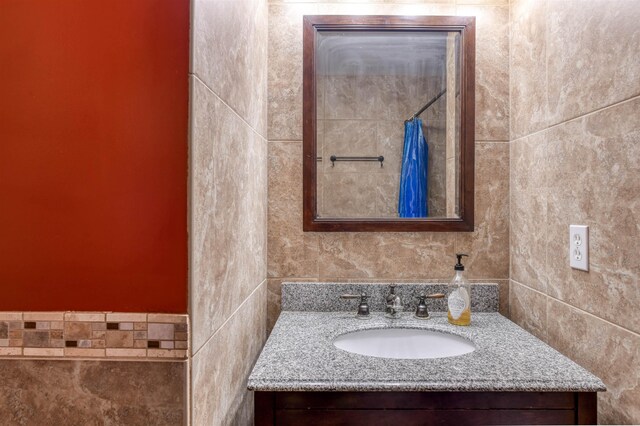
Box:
[447,253,471,326]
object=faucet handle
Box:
[340,294,362,299]
[415,293,445,319]
[340,293,370,319]
[426,293,445,299]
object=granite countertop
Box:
[248,311,605,392]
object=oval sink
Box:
[333,328,475,359]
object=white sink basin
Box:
[333,328,475,359]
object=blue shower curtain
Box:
[398,118,428,218]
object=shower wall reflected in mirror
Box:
[316,30,459,219]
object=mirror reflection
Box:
[315,30,461,219]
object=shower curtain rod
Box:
[405,88,447,123]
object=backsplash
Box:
[0,312,188,359]
[282,282,499,313]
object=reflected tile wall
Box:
[510,0,640,422]
[267,1,510,328]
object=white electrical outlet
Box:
[569,225,589,271]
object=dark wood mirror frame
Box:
[303,15,475,232]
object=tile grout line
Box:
[510,278,640,339]
[191,278,268,359]
[190,73,268,144]
[510,92,640,144]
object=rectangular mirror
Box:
[303,15,475,232]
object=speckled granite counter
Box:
[248,312,605,392]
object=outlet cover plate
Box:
[569,225,589,271]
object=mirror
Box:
[303,16,475,232]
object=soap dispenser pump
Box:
[447,253,471,326]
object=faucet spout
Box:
[385,284,402,318]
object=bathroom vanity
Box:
[248,283,605,425]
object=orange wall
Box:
[0,0,189,312]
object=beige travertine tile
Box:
[191,78,267,352]
[105,331,134,348]
[64,348,106,358]
[456,0,508,4]
[508,280,547,342]
[192,282,267,426]
[0,313,21,321]
[23,312,64,321]
[267,279,284,334]
[23,331,50,348]
[64,322,92,340]
[118,322,133,331]
[146,314,187,324]
[268,3,318,140]
[374,173,401,217]
[456,143,509,279]
[543,98,640,334]
[0,348,21,356]
[545,0,640,127]
[268,142,320,277]
[509,134,548,292]
[494,279,509,318]
[319,232,455,279]
[106,313,147,322]
[147,349,188,359]
[510,0,548,139]
[50,339,64,348]
[148,324,174,341]
[457,5,509,141]
[0,360,185,424]
[193,0,268,136]
[321,173,378,218]
[64,313,105,322]
[23,348,64,357]
[316,2,455,15]
[105,348,147,358]
[321,120,379,173]
[376,121,404,175]
[50,321,63,330]
[133,331,147,340]
[547,298,640,425]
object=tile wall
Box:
[0,360,186,425]
[509,0,640,423]
[190,0,269,424]
[267,0,511,331]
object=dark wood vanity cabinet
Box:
[255,391,597,425]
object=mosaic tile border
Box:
[0,312,188,359]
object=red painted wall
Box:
[0,1,189,312]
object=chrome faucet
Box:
[385,284,402,318]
